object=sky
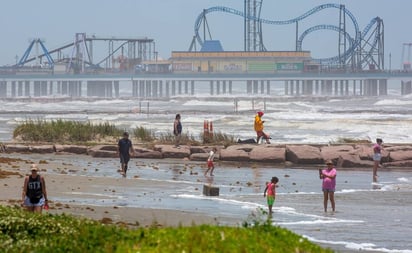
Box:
[1,0,411,70]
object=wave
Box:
[303,235,412,253]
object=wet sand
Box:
[0,155,237,228]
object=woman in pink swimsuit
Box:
[319,160,337,212]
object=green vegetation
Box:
[0,206,332,253]
[202,131,237,147]
[13,120,237,146]
[13,119,122,143]
[133,126,155,142]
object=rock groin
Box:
[2,143,412,168]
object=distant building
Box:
[169,50,316,74]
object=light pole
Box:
[389,52,391,73]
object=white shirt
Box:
[207,150,215,161]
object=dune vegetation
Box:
[0,206,332,253]
[12,119,236,146]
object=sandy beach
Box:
[2,152,412,252]
[0,154,238,228]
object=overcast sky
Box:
[1,0,410,70]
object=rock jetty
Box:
[2,143,412,168]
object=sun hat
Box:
[30,164,39,171]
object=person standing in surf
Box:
[319,160,337,212]
[372,138,383,182]
[117,131,134,177]
[204,147,217,176]
[263,176,278,215]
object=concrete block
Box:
[203,184,219,196]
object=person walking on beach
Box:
[372,138,383,182]
[22,164,48,213]
[204,147,217,176]
[173,114,182,148]
[117,131,134,177]
[319,160,337,212]
[254,111,271,144]
[263,176,278,215]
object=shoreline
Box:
[2,151,412,252]
[2,151,412,229]
[0,163,240,228]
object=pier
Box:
[1,72,412,99]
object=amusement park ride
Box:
[6,1,384,74]
[190,0,385,72]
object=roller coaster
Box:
[9,33,155,74]
[190,1,384,72]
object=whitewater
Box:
[1,80,412,252]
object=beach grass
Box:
[0,205,332,253]
[12,120,236,146]
[13,119,123,143]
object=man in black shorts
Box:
[117,132,134,177]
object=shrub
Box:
[0,206,333,253]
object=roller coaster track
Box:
[194,3,383,69]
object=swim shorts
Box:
[373,153,382,161]
[24,196,45,207]
[267,195,275,206]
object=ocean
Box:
[1,80,412,144]
[1,80,412,252]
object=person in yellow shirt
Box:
[254,111,271,144]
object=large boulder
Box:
[190,153,212,161]
[134,151,163,159]
[88,145,117,158]
[384,159,412,167]
[321,145,354,162]
[4,144,31,153]
[29,145,55,153]
[385,146,412,161]
[286,145,323,164]
[219,145,250,162]
[337,153,373,168]
[153,145,190,159]
[249,146,285,163]
[353,144,372,160]
[55,145,88,154]
[132,146,163,159]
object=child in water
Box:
[263,176,279,215]
[204,147,217,176]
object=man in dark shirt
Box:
[117,132,134,177]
